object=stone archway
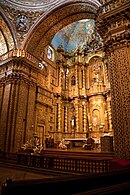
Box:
[24,0,101,58]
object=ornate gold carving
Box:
[23,2,98,56]
[99,0,130,15]
[0,4,43,47]
[107,46,130,159]
[96,0,130,159]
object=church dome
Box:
[51,19,103,54]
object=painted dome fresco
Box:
[51,19,103,53]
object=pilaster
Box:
[97,0,130,159]
[0,50,38,152]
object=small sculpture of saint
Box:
[16,15,29,32]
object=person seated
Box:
[82,138,95,150]
[59,140,67,150]
[33,146,41,155]
[21,141,32,150]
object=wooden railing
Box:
[0,151,114,174]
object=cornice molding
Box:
[104,28,130,53]
[0,72,36,86]
[99,0,130,20]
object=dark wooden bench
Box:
[1,168,130,195]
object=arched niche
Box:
[88,55,104,85]
[23,0,101,58]
[92,109,100,127]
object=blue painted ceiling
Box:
[51,19,103,54]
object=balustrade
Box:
[0,49,41,67]
[0,151,112,174]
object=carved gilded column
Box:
[58,101,62,132]
[82,66,86,95]
[79,68,82,89]
[103,60,110,89]
[97,1,130,159]
[65,70,69,91]
[64,106,68,133]
[75,65,79,96]
[106,95,113,134]
[82,101,87,133]
[74,98,79,133]
[107,47,130,159]
[58,65,63,93]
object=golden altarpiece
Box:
[0,44,113,152]
[48,46,113,143]
[0,0,129,160]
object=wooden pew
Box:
[1,168,130,195]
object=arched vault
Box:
[23,0,101,58]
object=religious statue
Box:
[16,15,29,32]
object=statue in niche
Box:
[92,109,100,130]
[16,15,29,32]
[71,76,76,86]
[93,114,98,127]
[71,116,76,128]
[70,105,76,128]
[92,60,103,83]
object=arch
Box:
[88,55,104,83]
[23,0,101,58]
[47,46,55,61]
[0,7,17,55]
[89,56,103,71]
[92,109,100,126]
